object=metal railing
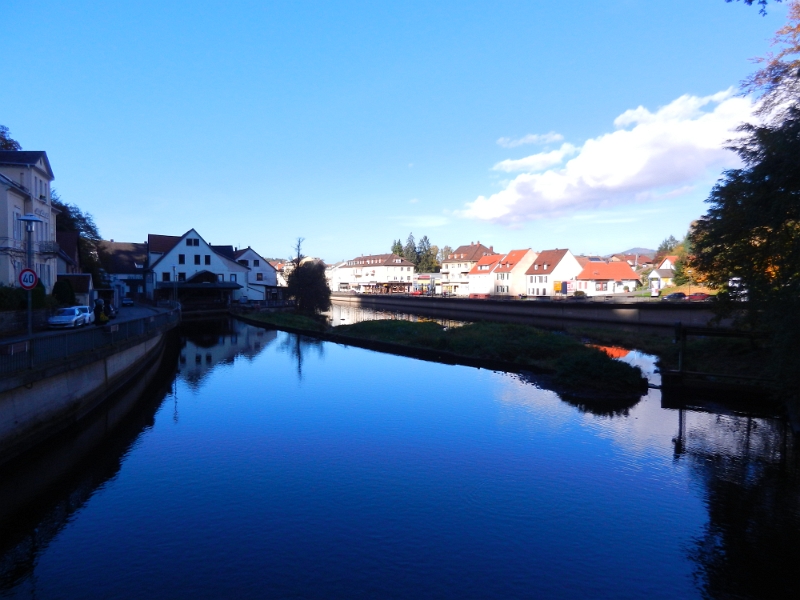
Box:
[0,309,180,377]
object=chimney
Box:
[110,239,114,242]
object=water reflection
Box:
[326,302,464,329]
[0,321,796,599]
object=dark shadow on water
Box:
[0,332,182,593]
[279,333,325,381]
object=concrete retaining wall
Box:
[331,294,731,329]
[0,333,167,465]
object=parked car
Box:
[48,307,85,329]
[73,305,95,324]
[121,297,134,307]
[687,292,711,302]
[661,292,687,302]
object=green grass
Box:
[245,311,327,332]
[335,320,647,395]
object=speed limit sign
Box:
[19,268,38,290]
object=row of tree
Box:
[390,233,452,273]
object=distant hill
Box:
[617,247,655,258]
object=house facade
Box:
[525,249,583,297]
[440,242,496,296]
[467,254,503,297]
[233,247,280,301]
[340,253,415,293]
[575,262,640,296]
[144,229,249,305]
[0,151,59,293]
[492,249,537,297]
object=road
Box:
[0,304,170,345]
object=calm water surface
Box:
[0,318,797,599]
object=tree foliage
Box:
[51,190,105,286]
[286,238,330,315]
[390,239,403,256]
[726,0,783,16]
[0,125,22,151]
[403,233,418,265]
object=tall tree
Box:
[0,125,22,151]
[437,245,453,264]
[403,232,418,266]
[51,190,105,286]
[391,239,403,256]
[416,235,438,272]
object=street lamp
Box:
[18,214,43,338]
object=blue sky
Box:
[0,1,788,261]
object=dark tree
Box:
[417,235,438,272]
[52,279,76,305]
[0,125,22,151]
[690,103,800,398]
[403,233,418,265]
[286,238,330,315]
[391,239,403,256]
[51,190,105,287]
[726,0,782,16]
[287,260,331,315]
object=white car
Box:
[48,307,86,329]
[73,305,95,325]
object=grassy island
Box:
[241,312,648,400]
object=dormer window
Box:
[534,265,539,270]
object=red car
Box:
[687,292,711,302]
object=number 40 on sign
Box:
[18,268,38,290]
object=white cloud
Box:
[461,89,754,224]
[409,198,419,204]
[496,132,564,148]
[493,143,578,173]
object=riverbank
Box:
[236,312,648,402]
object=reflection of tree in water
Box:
[677,413,800,599]
[0,337,180,594]
[279,333,325,380]
[514,372,644,417]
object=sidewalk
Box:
[0,304,169,346]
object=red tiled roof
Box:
[148,234,182,254]
[576,262,638,281]
[442,242,495,263]
[659,255,679,269]
[468,254,502,275]
[526,248,568,275]
[494,249,532,273]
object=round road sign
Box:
[19,268,38,290]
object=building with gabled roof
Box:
[575,262,640,296]
[0,151,59,292]
[233,246,280,301]
[492,249,537,297]
[467,254,504,297]
[145,229,249,306]
[440,241,496,296]
[525,249,583,297]
[340,253,415,293]
[98,240,148,299]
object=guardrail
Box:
[0,309,180,377]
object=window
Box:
[178,272,186,282]
[217,274,223,282]
[205,255,211,265]
[194,255,201,265]
[534,264,539,270]
[256,272,263,281]
[230,274,237,282]
[178,254,185,264]
[254,260,259,267]
[186,239,192,246]
[13,212,22,241]
[162,272,170,282]
[238,259,248,266]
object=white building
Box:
[0,151,58,292]
[339,253,415,293]
[525,249,583,297]
[467,254,503,297]
[575,262,640,296]
[492,249,537,297]
[440,242,496,296]
[325,261,349,292]
[145,229,249,305]
[233,247,280,301]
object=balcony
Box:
[37,241,60,254]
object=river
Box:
[0,317,796,599]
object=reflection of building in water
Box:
[179,318,276,387]
[327,303,463,329]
